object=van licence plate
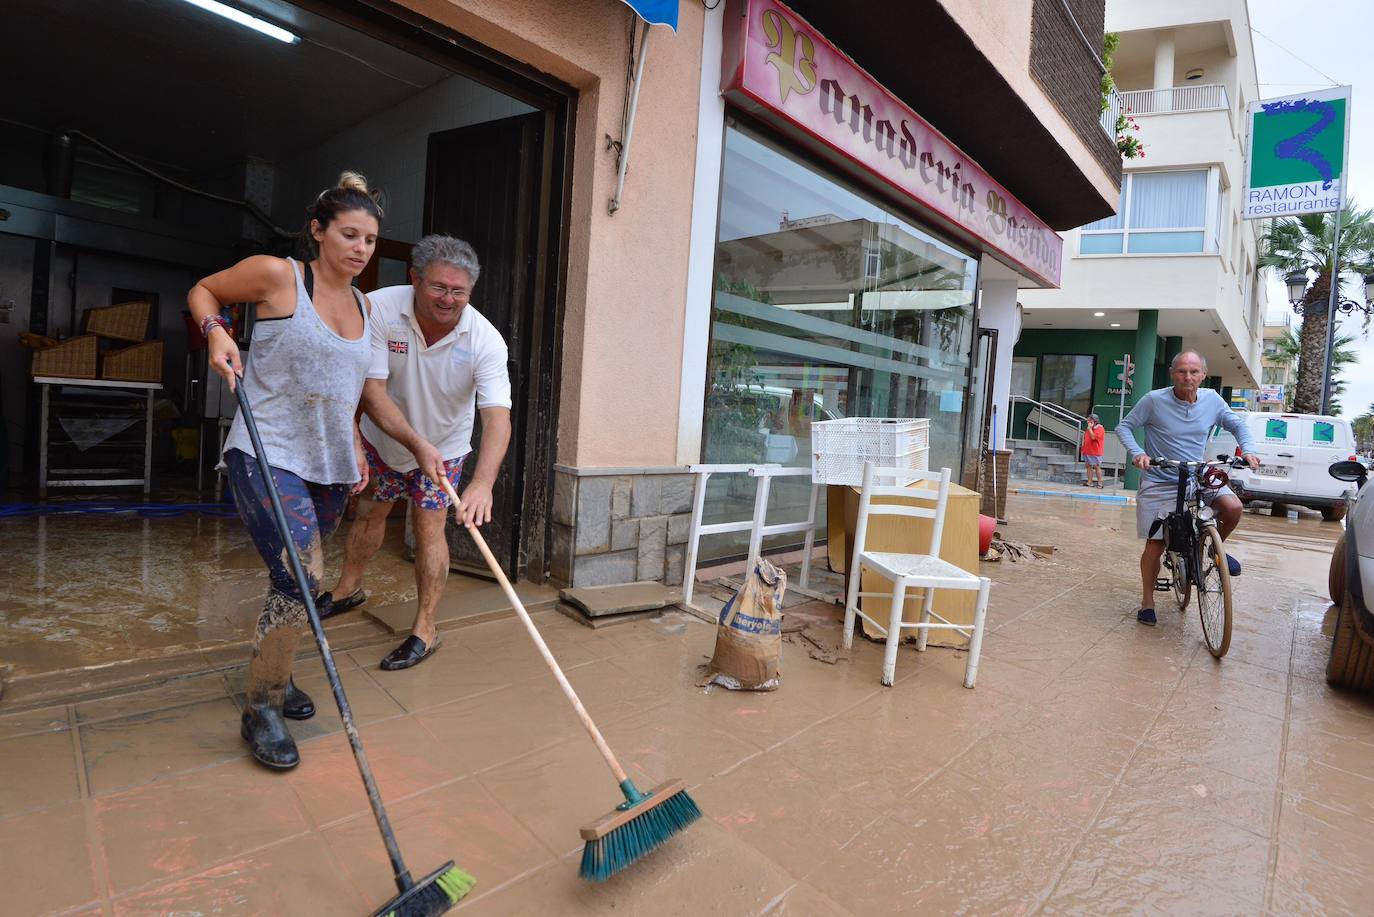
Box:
[1256,465,1289,477]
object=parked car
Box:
[1326,460,1374,689]
[1209,412,1359,521]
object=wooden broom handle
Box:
[438,477,630,785]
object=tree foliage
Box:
[1258,207,1374,413]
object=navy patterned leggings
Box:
[225,449,350,706]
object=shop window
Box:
[702,125,978,561]
[1038,354,1095,416]
[1081,170,1209,255]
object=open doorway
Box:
[0,0,570,696]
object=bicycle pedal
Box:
[1154,579,1171,592]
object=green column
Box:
[1163,336,1183,373]
[1124,309,1159,491]
[1221,385,1233,404]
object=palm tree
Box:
[1273,328,1358,413]
[1353,402,1374,452]
[1259,207,1374,413]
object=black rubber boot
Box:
[282,677,315,720]
[241,703,300,770]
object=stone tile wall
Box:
[550,468,696,588]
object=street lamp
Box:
[1285,270,1374,415]
[1286,272,1374,316]
[1285,271,1308,305]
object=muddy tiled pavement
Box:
[3,494,1373,914]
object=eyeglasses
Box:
[424,282,470,301]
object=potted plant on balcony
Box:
[1116,111,1145,159]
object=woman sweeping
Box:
[189,172,435,770]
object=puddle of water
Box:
[1226,510,1340,596]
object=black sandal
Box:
[380,634,440,671]
[317,589,366,620]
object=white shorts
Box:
[1136,479,1234,539]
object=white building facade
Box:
[1011,0,1267,483]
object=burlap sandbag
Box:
[699,558,786,691]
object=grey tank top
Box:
[223,258,371,485]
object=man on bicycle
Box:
[1117,351,1260,626]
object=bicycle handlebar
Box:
[1148,456,1248,471]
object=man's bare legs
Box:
[410,505,449,647]
[1139,493,1244,611]
[1213,493,1242,540]
[1139,538,1166,609]
[331,493,395,600]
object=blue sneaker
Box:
[1226,554,1242,577]
[1138,608,1157,626]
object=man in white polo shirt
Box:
[318,235,512,670]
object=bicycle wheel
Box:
[1196,527,1233,657]
[1166,550,1191,611]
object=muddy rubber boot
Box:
[282,677,315,720]
[240,703,300,770]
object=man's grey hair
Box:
[411,235,481,285]
[1087,413,1099,422]
[1169,350,1208,373]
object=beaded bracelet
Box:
[199,314,231,341]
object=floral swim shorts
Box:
[361,438,468,510]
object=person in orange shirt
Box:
[1081,413,1106,488]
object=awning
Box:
[616,0,679,30]
[608,0,678,213]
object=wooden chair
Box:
[843,462,991,688]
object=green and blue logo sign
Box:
[1244,86,1351,220]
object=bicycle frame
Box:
[1157,457,1240,594]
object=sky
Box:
[1249,0,1374,416]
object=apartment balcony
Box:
[1121,83,1229,116]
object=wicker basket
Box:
[84,301,151,342]
[102,340,164,383]
[32,335,99,379]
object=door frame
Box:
[292,0,575,583]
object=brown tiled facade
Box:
[1030,0,1121,178]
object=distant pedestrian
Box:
[1082,414,1105,488]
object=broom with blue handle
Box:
[437,476,701,880]
[233,377,474,916]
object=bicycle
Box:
[1149,456,1247,658]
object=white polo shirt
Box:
[360,285,512,473]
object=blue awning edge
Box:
[617,0,678,31]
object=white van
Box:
[1209,412,1359,520]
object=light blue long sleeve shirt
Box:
[1117,387,1258,485]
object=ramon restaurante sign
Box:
[721,0,1063,287]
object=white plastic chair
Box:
[681,464,820,609]
[842,462,992,688]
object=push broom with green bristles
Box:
[234,379,474,916]
[438,478,701,880]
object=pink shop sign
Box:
[721,0,1063,287]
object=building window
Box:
[1038,353,1096,416]
[702,124,978,560]
[1081,170,1210,255]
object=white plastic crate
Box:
[811,417,930,486]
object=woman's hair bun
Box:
[337,170,370,194]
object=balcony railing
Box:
[1119,84,1230,116]
[1100,88,1123,139]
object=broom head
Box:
[579,778,701,881]
[371,861,475,917]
